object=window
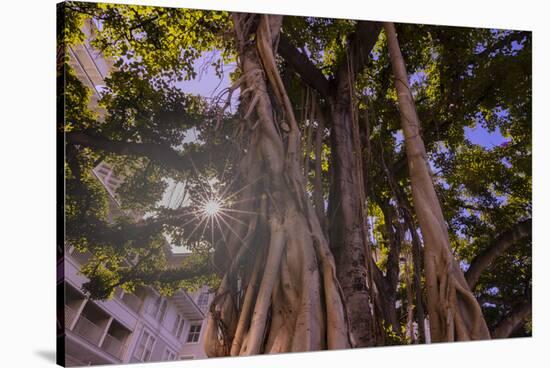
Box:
[115,288,124,299]
[162,349,177,361]
[148,296,161,317]
[149,296,168,323]
[158,299,168,323]
[186,323,202,343]
[173,314,185,339]
[134,330,156,362]
[197,292,209,310]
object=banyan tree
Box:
[60,1,532,358]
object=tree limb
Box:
[491,299,531,339]
[73,208,191,249]
[465,218,532,288]
[67,130,205,174]
[335,21,382,85]
[278,33,331,99]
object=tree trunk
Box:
[204,14,351,357]
[328,65,375,347]
[384,22,490,342]
[279,21,382,347]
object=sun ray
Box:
[183,215,210,245]
[193,186,212,206]
[199,213,210,242]
[217,212,245,243]
[222,173,266,204]
[222,208,260,216]
[179,213,203,229]
[213,215,228,244]
[224,196,259,206]
[218,210,250,228]
[211,215,215,248]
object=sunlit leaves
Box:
[67,1,233,81]
[99,70,208,147]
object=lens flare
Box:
[203,198,222,217]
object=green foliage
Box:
[66,1,233,81]
[63,66,98,132]
[283,16,357,78]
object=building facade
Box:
[60,18,212,366]
[61,245,211,366]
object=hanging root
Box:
[206,13,351,358]
[230,246,264,355]
[241,215,286,355]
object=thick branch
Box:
[491,300,532,339]
[335,21,382,84]
[76,209,191,249]
[465,218,532,289]
[84,259,213,300]
[67,131,204,174]
[278,34,331,99]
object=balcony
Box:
[73,315,104,345]
[64,282,86,328]
[69,248,92,265]
[65,305,77,328]
[101,334,124,359]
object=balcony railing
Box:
[65,305,77,328]
[70,249,92,265]
[73,315,104,346]
[101,334,124,359]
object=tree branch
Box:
[335,21,382,84]
[67,130,205,174]
[278,33,331,99]
[465,218,532,289]
[491,299,531,339]
[75,208,191,249]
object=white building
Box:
[60,18,212,366]
[61,244,211,366]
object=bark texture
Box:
[204,14,350,357]
[326,21,382,347]
[279,20,382,347]
[384,22,490,342]
[328,70,375,346]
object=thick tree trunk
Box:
[384,22,490,342]
[279,21,382,347]
[328,68,375,347]
[204,14,350,356]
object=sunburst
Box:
[199,197,224,218]
[203,199,222,216]
[173,155,265,249]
